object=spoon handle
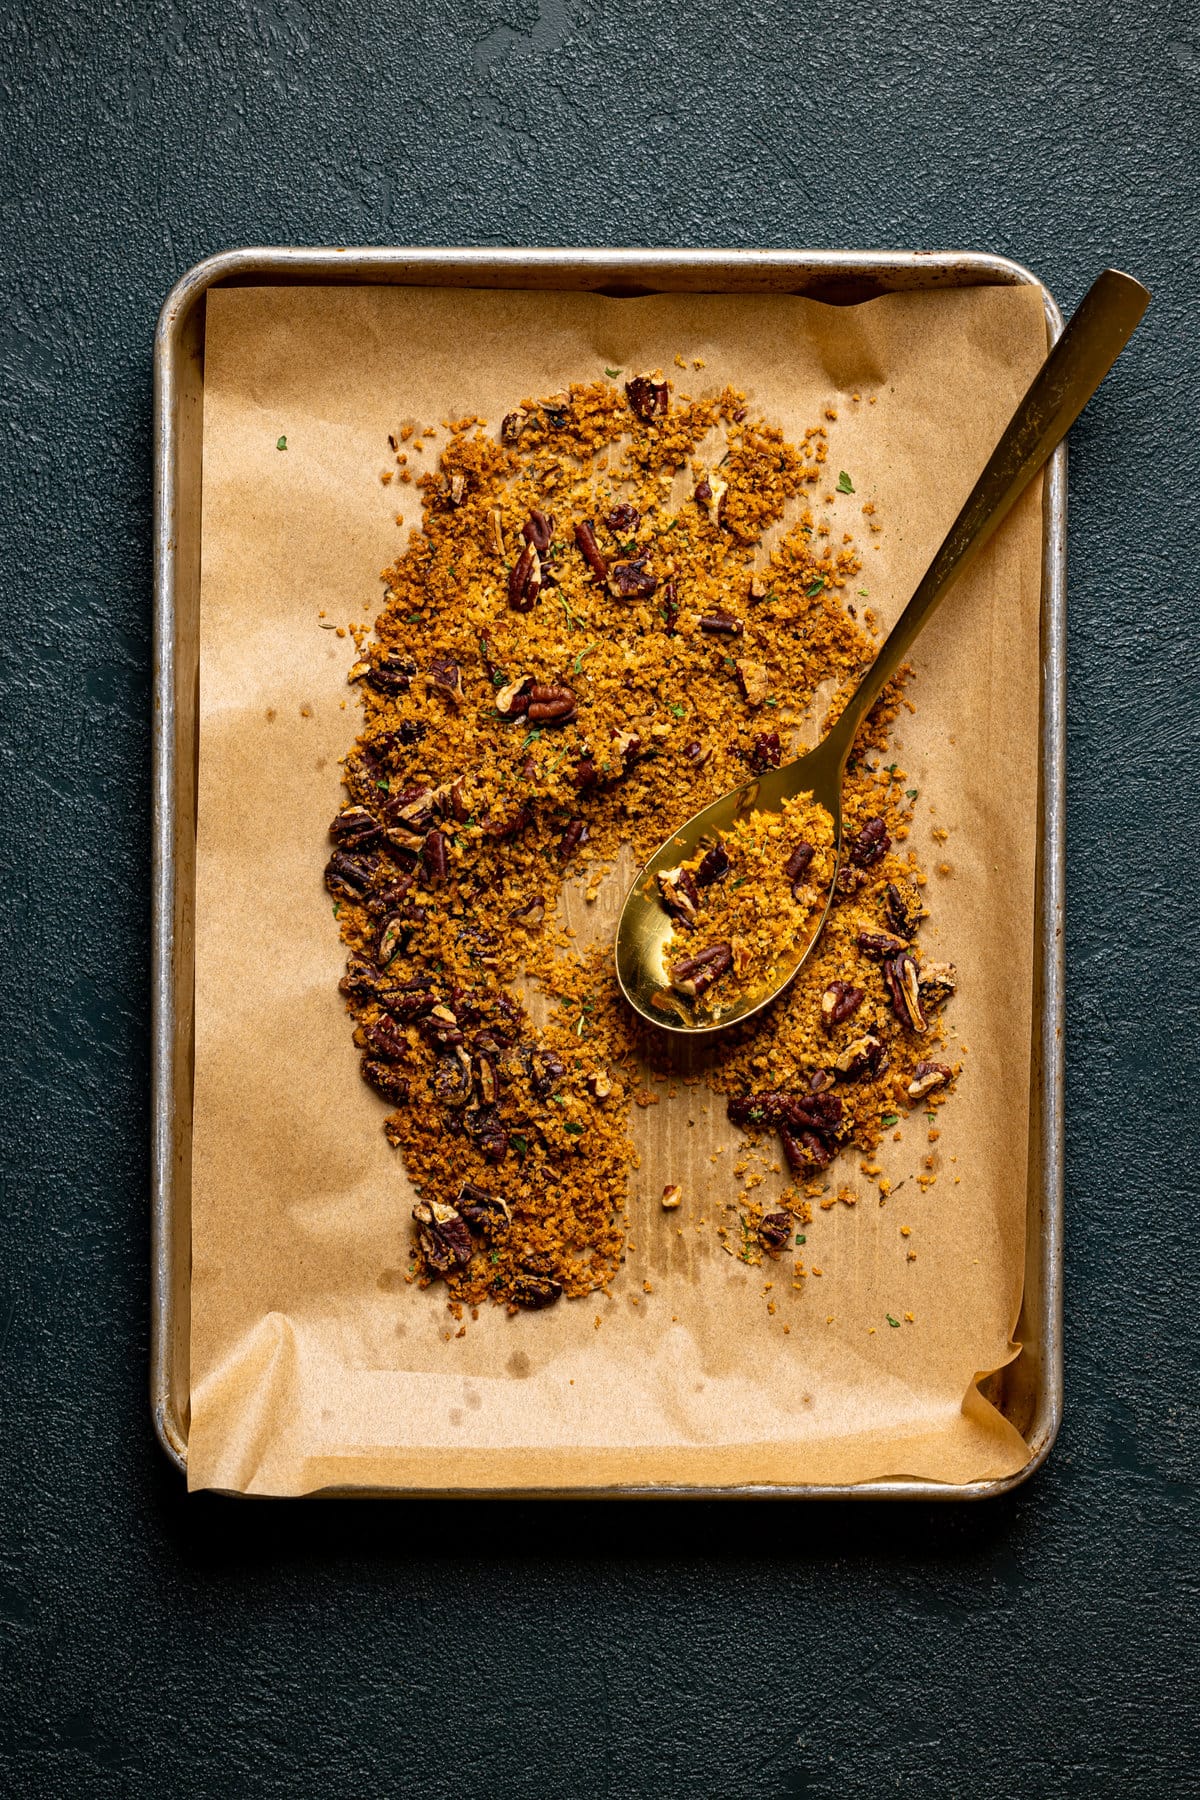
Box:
[825,267,1150,765]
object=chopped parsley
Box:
[805,578,825,597]
[886,1314,901,1328]
[564,1120,583,1135]
[276,435,287,451]
[906,788,919,800]
[880,1112,900,1127]
[571,641,597,674]
[604,366,622,378]
[670,703,686,718]
[795,1233,806,1245]
[836,470,854,493]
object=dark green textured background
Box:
[2,2,1198,1794]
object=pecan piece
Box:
[917,962,957,1013]
[413,1199,473,1273]
[427,655,463,705]
[884,880,924,939]
[884,952,927,1032]
[670,940,733,998]
[441,470,467,508]
[495,675,533,719]
[757,1211,792,1256]
[509,1270,563,1310]
[857,930,909,960]
[749,575,771,602]
[339,958,386,1000]
[483,801,534,839]
[455,1181,511,1237]
[749,730,781,773]
[849,816,890,868]
[625,372,669,421]
[464,1105,509,1163]
[779,1126,835,1173]
[699,609,742,636]
[833,1034,887,1081]
[694,842,731,886]
[329,805,383,849]
[606,501,640,536]
[422,1002,464,1048]
[613,726,644,768]
[362,1014,408,1061]
[907,1060,952,1101]
[500,407,528,444]
[608,556,658,600]
[734,659,771,707]
[695,472,728,523]
[508,543,542,611]
[432,1048,473,1107]
[820,981,864,1028]
[588,1070,616,1101]
[325,850,376,900]
[422,828,448,884]
[509,895,546,928]
[362,1058,411,1104]
[378,979,436,1021]
[526,682,577,725]
[558,818,588,861]
[529,1047,567,1099]
[660,579,679,634]
[783,843,814,886]
[657,864,701,928]
[574,519,608,582]
[522,509,555,553]
[368,649,417,695]
[682,739,712,769]
[661,1183,682,1210]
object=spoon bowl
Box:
[615,267,1150,1034]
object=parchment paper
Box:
[188,280,1047,1494]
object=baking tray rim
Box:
[151,245,1065,1500]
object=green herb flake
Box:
[571,641,598,674]
[880,1112,900,1127]
[604,367,622,379]
[564,1120,583,1135]
[332,902,341,918]
[376,777,390,793]
[670,703,686,718]
[407,612,423,623]
[489,1251,500,1264]
[805,578,826,597]
[795,1233,806,1245]
[858,589,869,598]
[730,876,748,889]
[836,470,855,493]
[926,1111,938,1124]
[906,788,919,801]
[886,1314,901,1328]
[512,1134,528,1160]
[276,435,287,451]
[521,727,545,750]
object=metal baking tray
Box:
[152,247,1065,1498]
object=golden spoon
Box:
[615,267,1150,1035]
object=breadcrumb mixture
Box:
[323,371,957,1313]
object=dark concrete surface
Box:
[2,2,1198,1795]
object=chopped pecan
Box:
[835,862,870,896]
[625,372,669,421]
[682,739,712,768]
[734,659,771,707]
[483,801,534,839]
[508,543,542,611]
[849,816,890,868]
[362,1058,410,1104]
[907,1060,952,1101]
[384,786,436,831]
[362,1014,408,1061]
[608,556,658,599]
[432,1048,473,1107]
[523,509,555,553]
[588,1070,615,1101]
[808,1067,836,1093]
[495,675,533,719]
[779,1126,835,1173]
[427,656,463,705]
[500,407,528,444]
[455,1181,511,1237]
[325,850,376,900]
[422,828,448,884]
[464,1104,509,1163]
[783,843,814,886]
[508,895,546,928]
[606,501,640,536]
[857,930,908,959]
[657,864,701,928]
[749,575,771,602]
[541,394,570,431]
[695,472,728,523]
[574,519,608,581]
[377,978,435,1020]
[368,649,417,695]
[820,981,864,1028]
[413,1199,473,1273]
[695,842,731,886]
[670,940,733,998]
[699,609,742,636]
[758,1211,792,1255]
[526,683,577,725]
[613,726,644,768]
[509,1270,563,1310]
[884,952,926,1032]
[339,958,386,1000]
[442,470,467,507]
[661,1183,683,1210]
[660,579,679,634]
[917,962,957,1012]
[529,1047,567,1100]
[489,511,506,559]
[833,1034,887,1080]
[558,818,588,861]
[422,1003,464,1048]
[749,730,781,772]
[884,880,924,939]
[329,805,383,849]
